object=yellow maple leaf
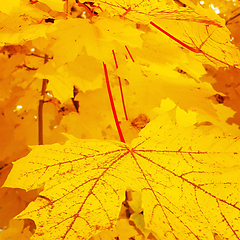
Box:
[94,0,240,68]
[151,16,240,69]
[58,54,104,92]
[39,0,65,12]
[0,11,48,46]
[0,0,20,15]
[47,16,143,66]
[0,219,35,240]
[3,119,240,240]
[114,61,218,117]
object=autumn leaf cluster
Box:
[0,0,240,239]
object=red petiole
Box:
[125,45,135,62]
[150,21,201,54]
[103,62,125,143]
[112,50,128,121]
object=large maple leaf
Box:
[3,117,240,240]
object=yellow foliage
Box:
[3,120,240,239]
[0,0,240,239]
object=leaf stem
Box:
[103,62,125,143]
[112,50,128,121]
[125,45,135,62]
[150,21,200,54]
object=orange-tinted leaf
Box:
[0,219,35,240]
[0,187,41,228]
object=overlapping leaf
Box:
[151,17,240,69]
[114,61,218,117]
[0,11,48,46]
[95,0,223,25]
[3,118,240,240]
[47,16,143,66]
[95,0,240,68]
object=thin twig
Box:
[38,79,49,145]
[226,13,240,25]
